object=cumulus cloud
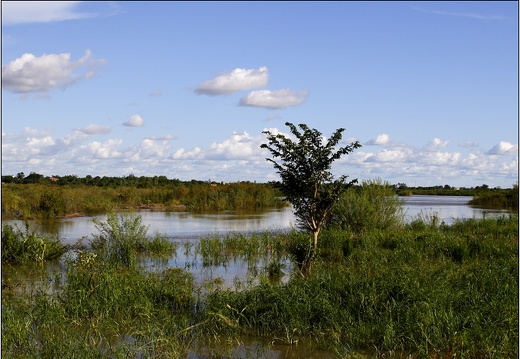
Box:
[83,139,123,159]
[123,115,144,127]
[76,124,112,135]
[366,133,391,146]
[2,1,94,25]
[195,67,268,95]
[2,50,106,94]
[239,89,308,109]
[486,141,518,155]
[424,137,449,151]
[2,126,517,187]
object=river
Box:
[2,195,510,245]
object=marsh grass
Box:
[89,212,176,267]
[2,214,518,358]
[1,223,68,265]
[1,182,287,219]
[201,214,519,357]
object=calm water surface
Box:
[2,195,509,245]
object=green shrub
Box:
[327,178,404,234]
[1,223,68,264]
[90,212,149,267]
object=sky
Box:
[1,1,518,188]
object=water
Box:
[402,195,509,224]
[1,195,510,245]
[2,195,512,358]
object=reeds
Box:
[201,214,519,357]
[2,214,518,357]
[1,223,68,264]
[1,182,286,219]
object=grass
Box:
[1,223,69,265]
[1,181,287,219]
[2,213,518,358]
[200,214,519,357]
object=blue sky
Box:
[2,1,518,187]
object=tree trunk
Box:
[300,255,312,276]
[300,230,320,277]
[313,230,319,251]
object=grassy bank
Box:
[468,185,519,210]
[1,181,286,219]
[2,212,517,358]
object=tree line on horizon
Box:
[1,171,515,192]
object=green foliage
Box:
[2,255,195,358]
[90,213,150,267]
[327,178,405,234]
[261,123,361,235]
[261,122,361,272]
[1,181,286,219]
[469,184,519,210]
[202,214,518,356]
[37,189,66,218]
[1,223,68,264]
[2,213,517,357]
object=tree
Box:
[261,122,361,273]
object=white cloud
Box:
[171,147,203,160]
[239,89,308,109]
[123,115,144,127]
[1,126,517,187]
[486,141,518,155]
[364,147,413,163]
[2,50,106,94]
[83,139,123,159]
[2,1,94,25]
[172,131,265,161]
[195,67,268,95]
[424,137,449,151]
[76,124,112,135]
[150,90,162,97]
[140,138,171,158]
[366,133,391,146]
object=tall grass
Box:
[201,214,519,357]
[1,223,68,264]
[1,182,286,219]
[2,214,194,358]
[327,178,404,234]
[2,213,517,357]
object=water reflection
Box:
[402,195,508,224]
[2,196,511,245]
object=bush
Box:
[90,213,149,267]
[326,178,404,233]
[1,223,68,264]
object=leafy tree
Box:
[261,122,361,273]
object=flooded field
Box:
[2,195,509,246]
[2,195,516,358]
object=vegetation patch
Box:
[1,176,518,357]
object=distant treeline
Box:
[2,172,207,188]
[1,174,286,220]
[392,183,514,196]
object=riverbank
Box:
[1,182,286,220]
